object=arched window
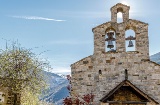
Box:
[117,8,123,23]
[117,12,123,23]
[105,30,116,52]
[125,29,136,51]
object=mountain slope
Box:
[150,52,160,64]
[41,71,69,104]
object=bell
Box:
[107,40,114,49]
[128,40,134,47]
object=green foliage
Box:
[21,88,39,105]
[21,88,54,105]
[0,43,49,93]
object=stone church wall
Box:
[71,3,160,105]
[71,52,160,104]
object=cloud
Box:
[11,16,66,22]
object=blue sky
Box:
[0,0,160,73]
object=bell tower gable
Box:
[92,3,149,60]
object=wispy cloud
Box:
[11,16,66,22]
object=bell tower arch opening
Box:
[117,12,123,23]
[117,7,123,23]
[125,29,136,51]
[105,29,116,52]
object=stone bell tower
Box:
[71,3,160,105]
[93,3,149,60]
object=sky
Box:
[0,0,160,73]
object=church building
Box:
[71,3,160,105]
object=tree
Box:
[63,94,94,105]
[63,75,95,105]
[20,88,39,105]
[21,88,54,105]
[0,43,50,104]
